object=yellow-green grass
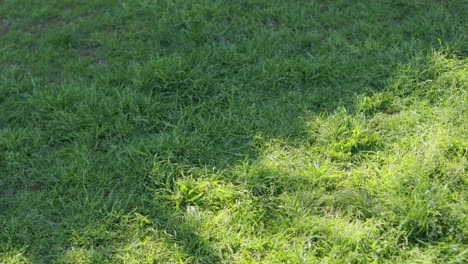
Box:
[0,0,466,263]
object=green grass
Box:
[0,0,467,263]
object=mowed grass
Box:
[0,0,467,263]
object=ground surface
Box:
[0,0,467,263]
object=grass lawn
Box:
[0,0,467,263]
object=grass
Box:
[0,0,467,263]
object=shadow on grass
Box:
[0,0,466,263]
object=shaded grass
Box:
[1,0,467,263]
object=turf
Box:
[0,0,467,263]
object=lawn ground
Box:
[0,0,467,263]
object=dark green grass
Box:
[1,0,467,263]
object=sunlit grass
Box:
[1,0,466,263]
